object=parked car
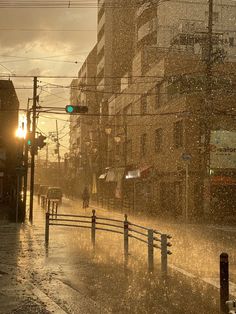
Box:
[38,185,50,207]
[46,187,63,204]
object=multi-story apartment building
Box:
[106,50,235,220]
[68,46,99,196]
[100,0,236,220]
[97,0,135,106]
[69,0,236,218]
[136,0,236,57]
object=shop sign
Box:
[125,169,140,179]
[210,130,236,169]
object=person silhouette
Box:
[82,187,90,208]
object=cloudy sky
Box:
[0,3,97,160]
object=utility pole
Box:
[46,143,48,170]
[203,0,214,215]
[23,99,31,214]
[29,77,37,224]
[55,120,61,186]
[124,122,127,168]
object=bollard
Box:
[91,209,96,249]
[148,229,154,273]
[55,202,58,217]
[124,214,129,267]
[47,199,51,214]
[161,234,168,277]
[220,252,229,314]
[45,212,50,245]
[52,201,54,217]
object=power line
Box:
[37,108,236,117]
[0,28,96,32]
[0,0,235,8]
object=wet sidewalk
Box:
[0,202,100,314]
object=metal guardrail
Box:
[45,202,172,276]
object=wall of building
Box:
[0,80,19,218]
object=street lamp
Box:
[114,135,121,143]
[105,126,112,166]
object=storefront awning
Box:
[139,165,152,176]
[125,165,153,180]
[106,167,125,182]
[99,173,107,180]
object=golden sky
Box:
[0,3,97,160]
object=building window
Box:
[140,133,147,156]
[155,84,161,109]
[140,94,147,115]
[173,121,183,148]
[155,128,163,152]
[229,37,234,47]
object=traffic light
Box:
[65,105,88,114]
[36,134,47,149]
[26,132,33,146]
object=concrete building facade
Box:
[69,0,236,218]
[68,46,99,196]
[105,50,236,220]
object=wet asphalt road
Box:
[0,197,235,313]
[62,197,236,288]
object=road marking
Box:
[31,285,68,314]
[208,225,236,233]
[170,264,196,278]
[170,264,236,297]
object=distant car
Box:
[38,185,50,197]
[38,185,50,207]
[46,187,63,204]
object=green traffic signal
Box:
[66,105,74,113]
[65,105,88,114]
[27,139,32,146]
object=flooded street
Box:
[0,197,231,313]
[61,197,236,286]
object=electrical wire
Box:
[0,0,235,8]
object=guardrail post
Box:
[55,202,58,217]
[45,212,50,245]
[161,234,168,277]
[148,229,154,273]
[91,209,96,249]
[47,199,51,213]
[124,214,129,267]
[220,252,229,314]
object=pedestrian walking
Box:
[82,187,90,208]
